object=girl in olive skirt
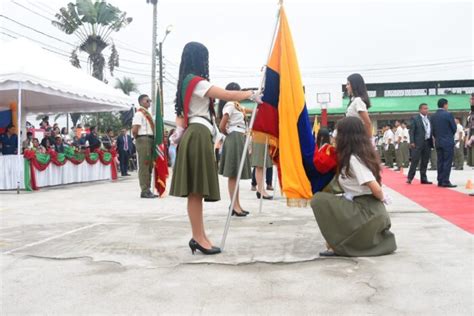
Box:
[170,42,261,255]
[311,117,397,257]
[218,82,253,217]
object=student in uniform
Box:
[251,142,274,199]
[383,124,395,168]
[170,42,261,255]
[218,82,253,217]
[132,94,156,198]
[311,116,397,257]
[345,73,372,138]
[453,117,465,170]
[401,121,410,168]
[394,120,404,171]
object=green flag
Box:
[154,86,164,155]
[154,85,168,196]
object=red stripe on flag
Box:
[253,102,279,138]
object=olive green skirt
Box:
[251,142,273,168]
[311,193,397,257]
[170,124,220,202]
[219,131,251,179]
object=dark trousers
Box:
[408,140,430,181]
[251,167,273,186]
[119,150,130,176]
[436,145,454,185]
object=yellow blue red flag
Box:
[252,6,321,201]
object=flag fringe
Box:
[286,198,310,207]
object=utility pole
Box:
[159,40,163,116]
[151,1,158,115]
[158,25,173,116]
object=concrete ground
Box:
[1,165,473,315]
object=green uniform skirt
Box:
[170,124,220,202]
[311,192,397,257]
[251,142,273,168]
[219,131,251,179]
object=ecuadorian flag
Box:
[252,6,318,202]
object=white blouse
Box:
[223,102,246,133]
[189,80,213,119]
[346,97,368,120]
[338,155,375,197]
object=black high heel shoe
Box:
[189,239,221,255]
[241,209,250,215]
[232,209,248,217]
[256,192,273,200]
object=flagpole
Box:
[259,135,269,214]
[220,2,282,251]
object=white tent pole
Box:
[17,82,22,194]
[219,4,282,251]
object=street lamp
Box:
[158,24,173,114]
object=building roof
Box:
[309,94,471,115]
[239,94,471,115]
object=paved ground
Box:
[1,165,473,315]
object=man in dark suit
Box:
[407,103,433,184]
[85,126,101,151]
[116,128,133,176]
[431,98,457,188]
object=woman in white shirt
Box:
[311,117,397,257]
[218,82,253,217]
[345,73,373,138]
[170,42,261,255]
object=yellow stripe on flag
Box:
[276,7,312,199]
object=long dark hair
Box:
[218,82,241,119]
[336,117,381,184]
[175,42,210,116]
[347,73,371,109]
[316,127,330,148]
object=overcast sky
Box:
[1,0,473,121]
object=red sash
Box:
[138,107,155,133]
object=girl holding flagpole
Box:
[218,82,253,217]
[170,42,261,255]
[311,117,397,257]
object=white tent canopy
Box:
[0,38,134,113]
[0,38,135,191]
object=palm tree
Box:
[52,0,132,81]
[147,0,158,113]
[115,77,138,128]
[115,77,139,96]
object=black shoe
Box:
[148,190,158,197]
[241,210,250,215]
[441,183,457,188]
[140,191,156,198]
[256,192,273,200]
[319,250,339,257]
[406,179,412,184]
[189,239,221,255]
[125,173,131,176]
[232,210,248,217]
[420,181,432,184]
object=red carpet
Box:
[382,167,474,234]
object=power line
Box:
[0,15,74,47]
[0,15,152,67]
[11,0,53,21]
[0,27,152,79]
[8,2,152,60]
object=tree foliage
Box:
[52,0,132,81]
